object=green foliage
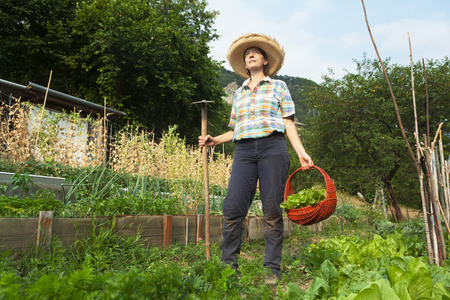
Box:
[63,161,130,204]
[303,55,450,208]
[0,272,21,298]
[218,68,244,88]
[284,231,450,300]
[67,195,183,217]
[281,187,326,210]
[334,203,362,223]
[275,75,318,123]
[0,158,229,217]
[0,192,64,217]
[8,173,38,198]
[0,159,80,181]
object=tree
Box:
[0,0,76,84]
[275,75,318,123]
[0,0,230,144]
[303,55,450,215]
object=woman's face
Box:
[244,47,268,72]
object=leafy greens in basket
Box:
[281,187,326,210]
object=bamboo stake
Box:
[34,70,53,150]
[438,135,449,220]
[409,35,434,262]
[418,146,433,264]
[422,59,430,139]
[418,61,435,263]
[433,144,450,232]
[409,33,419,149]
[420,135,436,264]
[361,0,419,176]
[103,97,107,166]
[444,151,450,221]
[430,122,444,154]
[427,148,446,264]
[425,146,440,265]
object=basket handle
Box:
[284,166,336,200]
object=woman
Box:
[199,33,313,282]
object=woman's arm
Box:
[284,117,314,169]
[198,130,234,147]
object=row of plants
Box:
[295,229,450,299]
[0,169,228,217]
[0,211,449,299]
[1,167,362,220]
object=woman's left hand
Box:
[300,154,314,170]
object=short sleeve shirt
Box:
[228,77,295,142]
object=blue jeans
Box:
[222,132,290,276]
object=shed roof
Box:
[0,79,126,119]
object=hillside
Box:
[219,68,318,123]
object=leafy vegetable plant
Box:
[280,187,325,210]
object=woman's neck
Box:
[248,70,266,89]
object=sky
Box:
[205,0,450,83]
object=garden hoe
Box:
[191,100,213,260]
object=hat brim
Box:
[227,33,285,79]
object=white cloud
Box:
[340,32,364,49]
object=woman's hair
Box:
[244,47,268,77]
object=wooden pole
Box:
[191,100,213,260]
[201,102,211,260]
[103,97,107,166]
[37,211,53,247]
[163,215,173,248]
[34,70,53,150]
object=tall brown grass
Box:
[1,100,105,167]
[110,125,233,213]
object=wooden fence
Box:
[0,213,297,252]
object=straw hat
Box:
[227,33,285,79]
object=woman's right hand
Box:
[198,135,215,147]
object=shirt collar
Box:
[242,76,272,87]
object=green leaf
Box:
[387,265,405,287]
[406,258,429,276]
[281,283,305,300]
[320,260,340,298]
[345,242,362,265]
[407,267,432,300]
[304,277,329,300]
[354,279,400,300]
[431,282,450,300]
[392,282,411,300]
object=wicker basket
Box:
[284,166,337,225]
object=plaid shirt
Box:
[229,77,295,141]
